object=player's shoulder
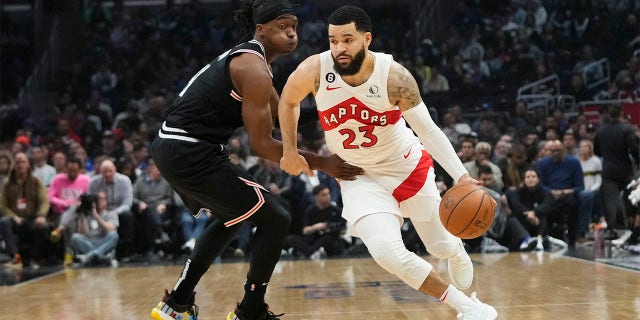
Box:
[298,54,321,70]
[388,58,410,77]
[292,54,321,79]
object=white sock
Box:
[440,284,474,313]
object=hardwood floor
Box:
[1,252,639,319]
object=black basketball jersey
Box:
[163,40,271,144]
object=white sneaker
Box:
[480,237,508,253]
[626,244,640,253]
[612,230,632,246]
[546,236,568,248]
[448,242,474,290]
[457,292,498,320]
[182,238,196,251]
[535,235,544,251]
[310,247,326,261]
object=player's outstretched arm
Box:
[388,61,476,185]
[278,55,319,176]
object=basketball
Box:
[439,184,496,239]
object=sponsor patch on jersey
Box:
[366,85,381,98]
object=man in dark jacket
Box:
[594,104,639,243]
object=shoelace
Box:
[456,305,471,320]
[190,304,199,318]
[456,293,481,320]
[451,251,470,272]
[265,310,285,319]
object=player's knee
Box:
[426,239,460,259]
[258,200,291,236]
[366,237,412,271]
[366,236,433,289]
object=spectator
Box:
[285,184,347,259]
[90,63,118,96]
[95,130,123,159]
[30,146,56,187]
[176,191,209,253]
[14,135,30,153]
[594,105,640,245]
[492,139,511,164]
[88,159,134,261]
[48,157,90,216]
[475,116,501,145]
[0,152,50,268]
[132,160,174,261]
[457,138,476,163]
[463,141,504,191]
[577,139,603,241]
[55,118,81,144]
[132,142,150,178]
[617,76,639,101]
[52,151,67,174]
[567,73,592,102]
[421,65,449,94]
[0,154,12,190]
[511,100,537,131]
[463,47,491,82]
[536,140,584,246]
[1,213,23,268]
[58,192,119,266]
[562,130,578,156]
[573,45,602,80]
[112,100,142,135]
[506,168,554,250]
[498,144,529,191]
[475,166,524,253]
[444,55,466,87]
[441,112,466,148]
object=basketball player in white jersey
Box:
[278,5,497,320]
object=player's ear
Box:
[363,32,372,48]
[255,24,265,37]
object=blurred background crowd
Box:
[1,0,640,270]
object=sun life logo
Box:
[367,85,381,98]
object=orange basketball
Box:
[439,184,496,239]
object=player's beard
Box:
[332,45,366,76]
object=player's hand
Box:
[457,173,481,186]
[280,152,313,177]
[320,154,364,181]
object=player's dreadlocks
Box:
[234,0,297,41]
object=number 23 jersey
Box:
[315,51,422,168]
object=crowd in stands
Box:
[2,0,640,270]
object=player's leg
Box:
[150,139,264,320]
[226,193,291,320]
[411,216,474,290]
[399,167,474,290]
[352,213,497,319]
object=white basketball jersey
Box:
[315,51,421,167]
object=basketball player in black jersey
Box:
[149,1,363,320]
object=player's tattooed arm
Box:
[313,73,321,95]
[387,61,423,111]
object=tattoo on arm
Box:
[388,64,422,111]
[313,74,320,95]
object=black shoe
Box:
[227,303,284,320]
[150,289,198,320]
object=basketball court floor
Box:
[1,246,639,319]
